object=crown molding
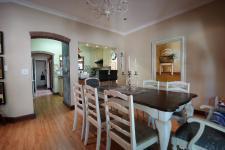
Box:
[1,0,214,36]
[4,0,124,35]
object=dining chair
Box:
[143,80,160,90]
[85,77,100,88]
[166,81,190,93]
[72,83,86,140]
[104,89,158,150]
[166,81,190,124]
[171,117,225,150]
[83,84,106,150]
[143,80,160,127]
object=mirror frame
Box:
[151,36,186,81]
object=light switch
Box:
[4,65,8,71]
[21,69,29,75]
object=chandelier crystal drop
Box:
[86,0,128,18]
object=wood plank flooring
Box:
[0,95,178,150]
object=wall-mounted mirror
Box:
[151,36,186,82]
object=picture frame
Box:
[0,31,3,55]
[78,56,84,70]
[0,82,5,105]
[0,57,4,79]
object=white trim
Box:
[0,0,214,36]
[151,36,186,82]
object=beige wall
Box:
[0,0,224,117]
[0,3,123,117]
[124,0,225,108]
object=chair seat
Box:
[174,122,225,149]
[111,120,158,146]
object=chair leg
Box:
[152,118,156,129]
[72,109,78,131]
[172,144,177,150]
[148,115,151,126]
[106,127,111,150]
[96,127,101,150]
[84,121,90,145]
[81,115,85,140]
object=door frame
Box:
[30,32,71,106]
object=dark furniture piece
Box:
[98,85,197,150]
[96,70,117,82]
[98,85,197,112]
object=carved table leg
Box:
[185,101,194,118]
[156,119,172,150]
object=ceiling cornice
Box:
[1,0,214,36]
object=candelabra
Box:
[122,70,138,90]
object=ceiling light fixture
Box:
[86,0,128,19]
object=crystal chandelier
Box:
[86,0,128,18]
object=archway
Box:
[30,32,71,107]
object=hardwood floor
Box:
[0,95,179,150]
[156,72,181,82]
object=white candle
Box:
[128,56,131,71]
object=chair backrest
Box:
[73,83,85,113]
[104,90,136,149]
[143,80,160,90]
[83,84,101,127]
[166,81,190,93]
[85,78,100,88]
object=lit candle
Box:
[128,56,131,71]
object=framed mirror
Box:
[151,36,186,82]
[0,31,3,54]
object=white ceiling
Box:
[2,0,214,35]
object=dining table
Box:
[98,84,197,150]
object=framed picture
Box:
[0,82,5,105]
[78,56,84,70]
[0,32,3,54]
[0,57,4,79]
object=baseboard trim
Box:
[63,101,74,110]
[53,92,59,95]
[4,113,36,123]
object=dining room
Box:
[0,0,225,150]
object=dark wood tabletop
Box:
[98,85,197,112]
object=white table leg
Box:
[185,101,194,118]
[156,119,172,150]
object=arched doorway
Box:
[30,32,71,106]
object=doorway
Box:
[32,52,54,97]
[30,32,71,106]
[36,60,47,89]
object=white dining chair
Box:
[143,80,160,127]
[72,83,86,140]
[104,89,158,150]
[143,80,160,90]
[166,81,190,124]
[166,81,190,93]
[83,85,106,150]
